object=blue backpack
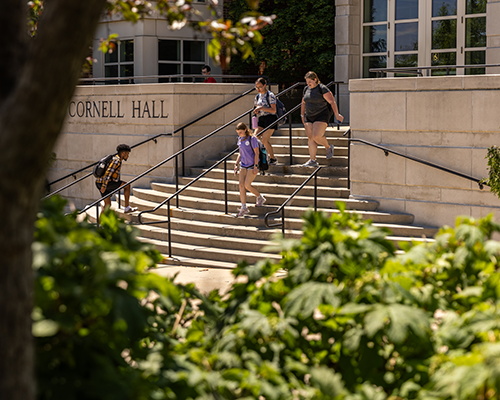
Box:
[256,92,287,125]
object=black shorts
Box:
[96,180,123,196]
[258,114,278,129]
[304,107,333,124]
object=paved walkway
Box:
[154,265,237,294]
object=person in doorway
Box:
[253,77,278,165]
[95,144,137,214]
[301,71,343,167]
[233,122,266,217]
[202,65,216,83]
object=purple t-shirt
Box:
[238,136,259,168]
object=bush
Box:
[34,197,500,399]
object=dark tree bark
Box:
[0,0,107,398]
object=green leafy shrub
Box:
[33,197,200,400]
[482,145,500,198]
[35,197,500,399]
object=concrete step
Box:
[138,185,378,211]
[270,136,349,146]
[188,164,349,180]
[173,177,350,197]
[273,126,349,138]
[139,236,280,265]
[205,154,348,168]
[85,200,436,258]
[124,196,435,235]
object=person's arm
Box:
[301,98,306,124]
[234,154,241,174]
[252,142,260,174]
[323,91,343,123]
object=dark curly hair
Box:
[116,144,131,154]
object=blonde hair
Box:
[305,71,320,83]
[236,122,252,137]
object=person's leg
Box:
[244,169,261,198]
[258,126,276,160]
[239,168,248,206]
[304,122,318,160]
[311,121,329,150]
[122,181,130,207]
[119,181,137,212]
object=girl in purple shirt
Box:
[233,122,266,217]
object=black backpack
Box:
[93,154,114,178]
[255,92,287,125]
[250,137,269,175]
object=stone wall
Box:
[349,74,500,227]
[48,82,254,209]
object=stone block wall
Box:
[349,74,500,227]
[48,82,254,209]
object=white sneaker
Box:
[303,159,318,167]
[326,145,334,159]
[124,206,138,213]
[256,195,266,207]
[236,207,250,217]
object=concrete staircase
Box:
[86,126,439,269]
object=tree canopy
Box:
[226,0,335,85]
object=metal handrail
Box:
[370,63,500,78]
[45,85,258,196]
[345,129,486,189]
[136,83,308,257]
[79,74,270,84]
[264,166,322,235]
[81,83,303,228]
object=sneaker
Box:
[303,159,318,167]
[124,206,138,213]
[256,195,266,207]
[236,207,250,217]
[269,158,277,165]
[326,145,334,159]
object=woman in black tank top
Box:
[300,71,343,167]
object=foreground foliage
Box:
[34,197,500,399]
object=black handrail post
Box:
[289,110,293,166]
[347,130,351,191]
[224,159,228,214]
[96,203,100,227]
[281,208,285,236]
[167,200,172,258]
[249,110,252,127]
[336,82,340,130]
[118,190,121,209]
[181,128,185,176]
[175,156,179,208]
[314,173,318,211]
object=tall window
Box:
[158,39,206,82]
[362,0,388,78]
[362,0,487,77]
[104,40,134,83]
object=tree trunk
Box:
[0,0,107,398]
